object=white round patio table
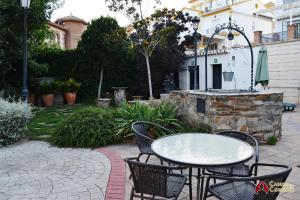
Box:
[151,133,254,200]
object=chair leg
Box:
[200,176,204,200]
[203,178,210,200]
[196,168,200,200]
[189,168,193,200]
[145,154,151,163]
[137,153,143,161]
[130,187,134,200]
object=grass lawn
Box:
[26,104,91,141]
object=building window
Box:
[56,33,60,45]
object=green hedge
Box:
[51,102,212,148]
[52,107,116,148]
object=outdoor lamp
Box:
[192,18,200,31]
[192,17,200,90]
[20,0,30,102]
[21,0,31,8]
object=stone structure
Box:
[168,90,283,143]
[112,87,127,106]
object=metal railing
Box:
[262,31,288,43]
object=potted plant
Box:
[63,78,81,105]
[40,82,55,107]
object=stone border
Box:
[96,148,126,200]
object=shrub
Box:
[0,98,32,147]
[266,135,278,145]
[52,107,116,148]
[114,102,182,141]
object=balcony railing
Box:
[262,31,288,43]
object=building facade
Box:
[48,15,88,49]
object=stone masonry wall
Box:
[168,91,283,143]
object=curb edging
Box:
[96,148,126,200]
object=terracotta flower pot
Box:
[42,94,54,107]
[65,93,77,105]
[28,94,35,106]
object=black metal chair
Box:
[132,121,175,163]
[126,157,187,200]
[203,163,292,200]
[204,131,259,177]
[132,121,193,200]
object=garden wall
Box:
[167,90,283,143]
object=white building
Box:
[179,0,273,91]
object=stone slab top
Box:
[170,89,283,96]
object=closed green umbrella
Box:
[255,46,269,87]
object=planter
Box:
[112,87,127,106]
[96,98,111,108]
[28,94,36,106]
[64,93,77,105]
[42,94,54,107]
[223,72,234,82]
[54,93,64,105]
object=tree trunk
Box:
[145,54,153,99]
[97,67,104,99]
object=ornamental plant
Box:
[63,78,81,93]
[40,82,54,95]
[0,98,32,147]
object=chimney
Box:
[287,24,297,41]
[254,31,262,45]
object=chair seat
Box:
[166,175,187,198]
[209,181,255,200]
[206,164,250,176]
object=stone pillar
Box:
[287,24,297,41]
[112,87,127,106]
[254,31,262,45]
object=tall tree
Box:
[77,16,131,99]
[106,0,192,98]
[106,0,164,99]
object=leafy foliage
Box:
[63,78,81,93]
[267,135,278,145]
[52,107,116,148]
[114,102,181,140]
[0,0,62,95]
[0,98,32,147]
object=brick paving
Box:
[0,141,110,200]
[96,148,125,200]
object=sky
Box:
[51,0,189,26]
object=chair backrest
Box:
[252,163,292,200]
[132,121,175,153]
[217,131,259,162]
[126,159,168,197]
[132,122,154,153]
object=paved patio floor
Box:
[0,108,299,200]
[109,107,300,200]
[0,142,110,200]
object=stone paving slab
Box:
[0,141,111,200]
[108,107,300,200]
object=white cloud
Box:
[51,0,274,26]
[51,0,189,26]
